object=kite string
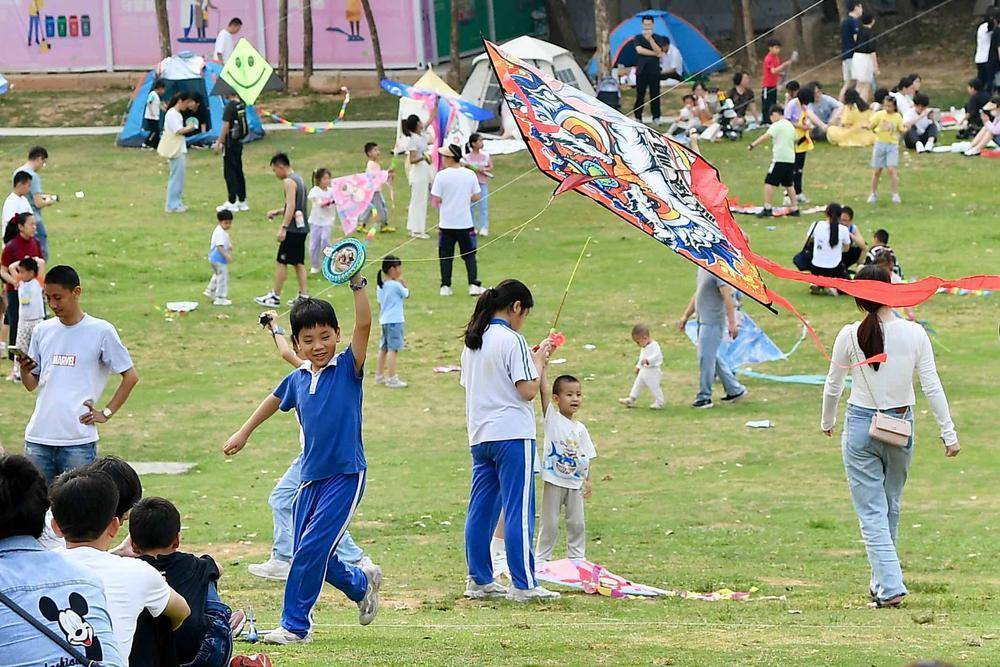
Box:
[551,235,592,331]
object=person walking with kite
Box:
[821,264,959,609]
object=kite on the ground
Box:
[683,311,804,369]
[214,39,284,105]
[535,559,757,601]
[325,170,390,235]
[483,39,1000,350]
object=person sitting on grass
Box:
[51,468,191,661]
[958,78,991,139]
[806,203,852,293]
[963,98,1000,156]
[748,105,800,218]
[828,89,876,147]
[839,206,868,274]
[131,497,245,667]
[904,92,939,153]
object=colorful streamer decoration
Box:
[258,87,351,134]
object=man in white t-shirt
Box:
[51,468,190,663]
[17,265,139,482]
[214,17,242,63]
[3,171,33,225]
[430,144,483,297]
[659,39,684,81]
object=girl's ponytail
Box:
[825,202,842,248]
[377,255,401,288]
[463,279,534,350]
[854,264,891,371]
[466,132,481,154]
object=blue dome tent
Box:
[586,10,725,79]
[117,59,264,148]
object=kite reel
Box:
[321,237,367,285]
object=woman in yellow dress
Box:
[828,89,877,147]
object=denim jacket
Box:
[0,536,124,667]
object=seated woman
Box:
[806,203,857,295]
[828,89,876,147]
[963,98,1000,156]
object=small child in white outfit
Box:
[536,374,596,564]
[13,257,45,381]
[204,209,234,306]
[619,323,665,409]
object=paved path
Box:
[0,119,396,137]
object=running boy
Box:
[223,273,381,643]
[205,209,234,306]
[748,105,800,217]
[618,323,665,409]
[760,39,793,122]
[536,374,596,564]
[359,142,393,233]
[865,95,904,203]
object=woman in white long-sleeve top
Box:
[821,264,960,609]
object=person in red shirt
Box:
[2,212,44,376]
[761,39,793,124]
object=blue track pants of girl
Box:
[465,439,537,591]
[282,471,368,637]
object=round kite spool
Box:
[321,237,367,285]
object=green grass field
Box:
[1,127,998,666]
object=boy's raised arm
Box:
[349,273,372,375]
[223,394,281,456]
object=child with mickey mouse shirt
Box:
[535,373,597,564]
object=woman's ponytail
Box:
[825,202,842,248]
[854,264,891,371]
[463,279,534,350]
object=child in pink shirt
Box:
[463,133,493,236]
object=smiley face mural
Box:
[220,38,274,105]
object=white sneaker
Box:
[465,577,508,599]
[650,401,665,410]
[796,193,810,203]
[618,397,637,408]
[924,137,935,152]
[216,201,237,213]
[254,293,280,307]
[440,286,453,296]
[915,141,925,154]
[374,373,386,385]
[203,288,215,298]
[508,586,561,603]
[309,267,319,275]
[213,298,232,306]
[479,229,489,237]
[782,195,791,206]
[248,557,291,581]
[237,200,250,212]
[357,563,382,626]
[385,376,408,388]
[468,284,485,296]
[287,294,310,307]
[891,194,901,204]
[867,193,878,204]
[262,626,311,644]
[357,556,376,570]
[964,147,981,156]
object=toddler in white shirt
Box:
[619,323,665,409]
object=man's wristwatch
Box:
[350,276,368,291]
[101,407,113,419]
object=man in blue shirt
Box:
[223,272,382,644]
[838,1,865,100]
[0,453,125,666]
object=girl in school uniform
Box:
[460,280,560,602]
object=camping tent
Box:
[585,10,724,79]
[393,69,478,152]
[117,55,264,148]
[463,36,595,134]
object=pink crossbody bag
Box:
[852,334,912,448]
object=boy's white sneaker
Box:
[440,286,453,296]
[507,586,561,603]
[924,137,935,152]
[915,141,925,154]
[357,563,382,626]
[237,200,250,212]
[216,201,237,213]
[374,373,386,385]
[468,284,486,296]
[465,577,508,599]
[385,376,408,388]
[247,556,291,581]
[203,288,215,298]
[261,627,311,645]
[650,401,665,410]
[964,147,981,156]
[891,194,901,204]
[213,298,232,306]
[867,193,878,204]
[618,396,637,408]
[254,292,280,307]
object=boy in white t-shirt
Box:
[3,170,33,224]
[14,258,44,368]
[536,374,597,564]
[143,80,166,149]
[51,467,190,663]
[619,323,665,409]
[204,209,234,306]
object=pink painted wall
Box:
[0,0,421,72]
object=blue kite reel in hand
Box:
[322,237,367,285]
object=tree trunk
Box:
[278,0,289,84]
[740,0,756,74]
[593,0,610,78]
[303,0,313,89]
[729,0,748,72]
[545,0,581,59]
[154,0,171,59]
[790,0,812,64]
[449,0,461,88]
[360,0,385,86]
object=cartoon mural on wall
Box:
[326,0,364,41]
[179,0,218,43]
[19,0,94,56]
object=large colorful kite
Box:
[483,40,1000,321]
[326,169,390,235]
